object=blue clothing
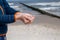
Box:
[0,0,18,34]
[0,36,6,40]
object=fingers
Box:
[17,13,35,24]
[24,15,35,24]
[23,18,30,24]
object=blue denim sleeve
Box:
[0,15,15,24]
[3,0,19,15]
[0,0,17,24]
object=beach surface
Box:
[7,15,60,40]
[6,2,60,40]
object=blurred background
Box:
[6,0,60,40]
[7,0,60,16]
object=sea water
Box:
[8,1,60,16]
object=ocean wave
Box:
[9,2,60,6]
[39,7,60,10]
[10,6,19,8]
[9,3,14,5]
[39,7,60,16]
[8,2,60,16]
[27,2,60,6]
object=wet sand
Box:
[7,15,60,40]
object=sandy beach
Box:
[7,15,60,40]
[6,2,60,40]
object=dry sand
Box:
[7,15,60,40]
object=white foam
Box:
[10,6,19,8]
[9,3,14,5]
[28,2,60,6]
[39,7,59,10]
